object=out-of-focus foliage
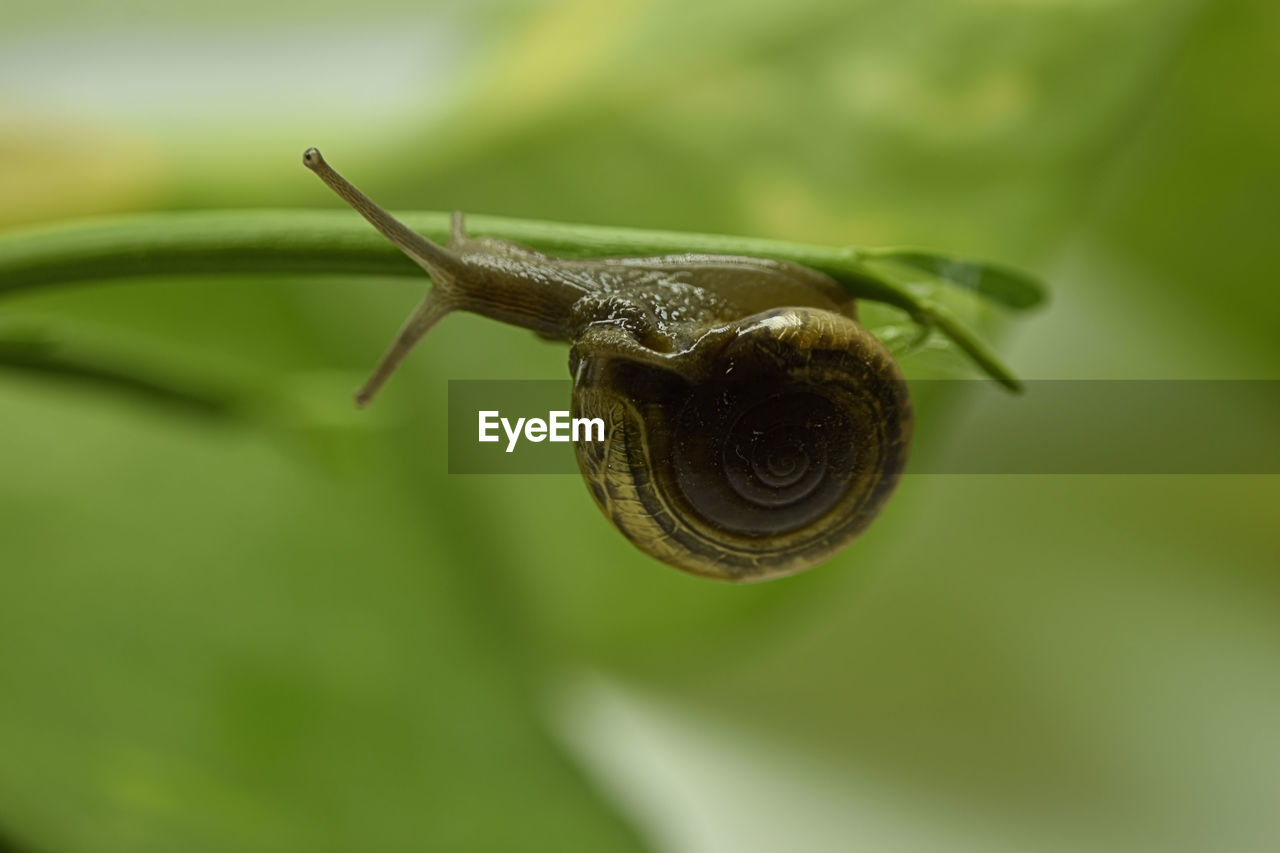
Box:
[0,1,1277,852]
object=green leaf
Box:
[865,248,1047,310]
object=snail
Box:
[303,148,911,582]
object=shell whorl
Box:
[572,307,912,581]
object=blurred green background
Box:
[1,1,1278,851]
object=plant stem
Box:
[0,209,1039,389]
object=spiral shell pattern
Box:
[572,307,912,581]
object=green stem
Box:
[0,209,1039,389]
[0,330,247,420]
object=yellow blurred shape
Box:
[743,169,897,246]
[833,60,1032,140]
[468,0,649,120]
[0,116,168,227]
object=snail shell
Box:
[572,305,911,582]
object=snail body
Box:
[304,148,912,581]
